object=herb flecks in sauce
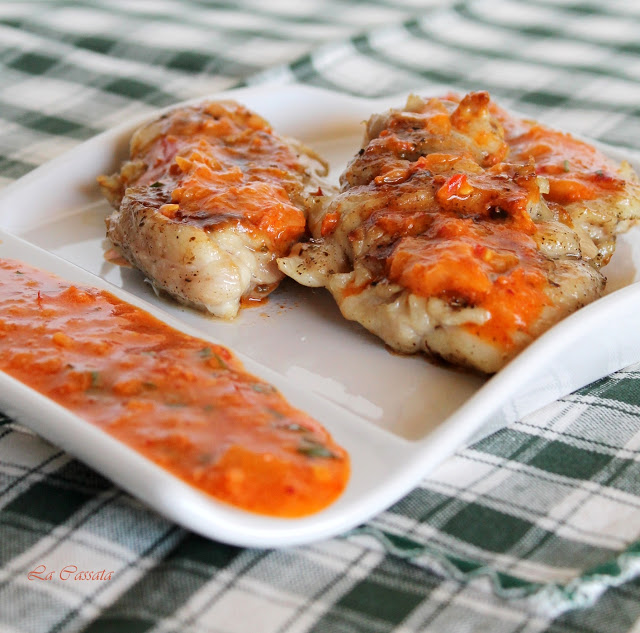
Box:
[0,259,349,517]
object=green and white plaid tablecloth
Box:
[2,1,640,631]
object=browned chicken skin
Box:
[279,92,640,373]
[99,100,329,318]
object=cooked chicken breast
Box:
[99,100,329,318]
[279,91,640,373]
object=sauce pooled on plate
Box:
[0,259,349,517]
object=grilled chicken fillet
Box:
[279,92,640,373]
[99,101,329,318]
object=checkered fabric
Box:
[2,1,640,632]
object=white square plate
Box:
[1,85,639,547]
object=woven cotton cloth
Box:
[2,1,640,632]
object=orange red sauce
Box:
[344,92,627,350]
[505,126,625,204]
[494,106,626,205]
[384,157,551,347]
[131,102,310,254]
[358,155,552,348]
[0,259,349,517]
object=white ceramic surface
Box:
[0,85,639,547]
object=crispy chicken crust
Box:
[279,92,640,373]
[99,100,330,318]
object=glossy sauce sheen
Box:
[341,93,627,349]
[0,260,349,517]
[494,109,627,206]
[134,102,309,254]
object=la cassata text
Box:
[28,564,114,581]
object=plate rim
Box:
[1,83,640,546]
